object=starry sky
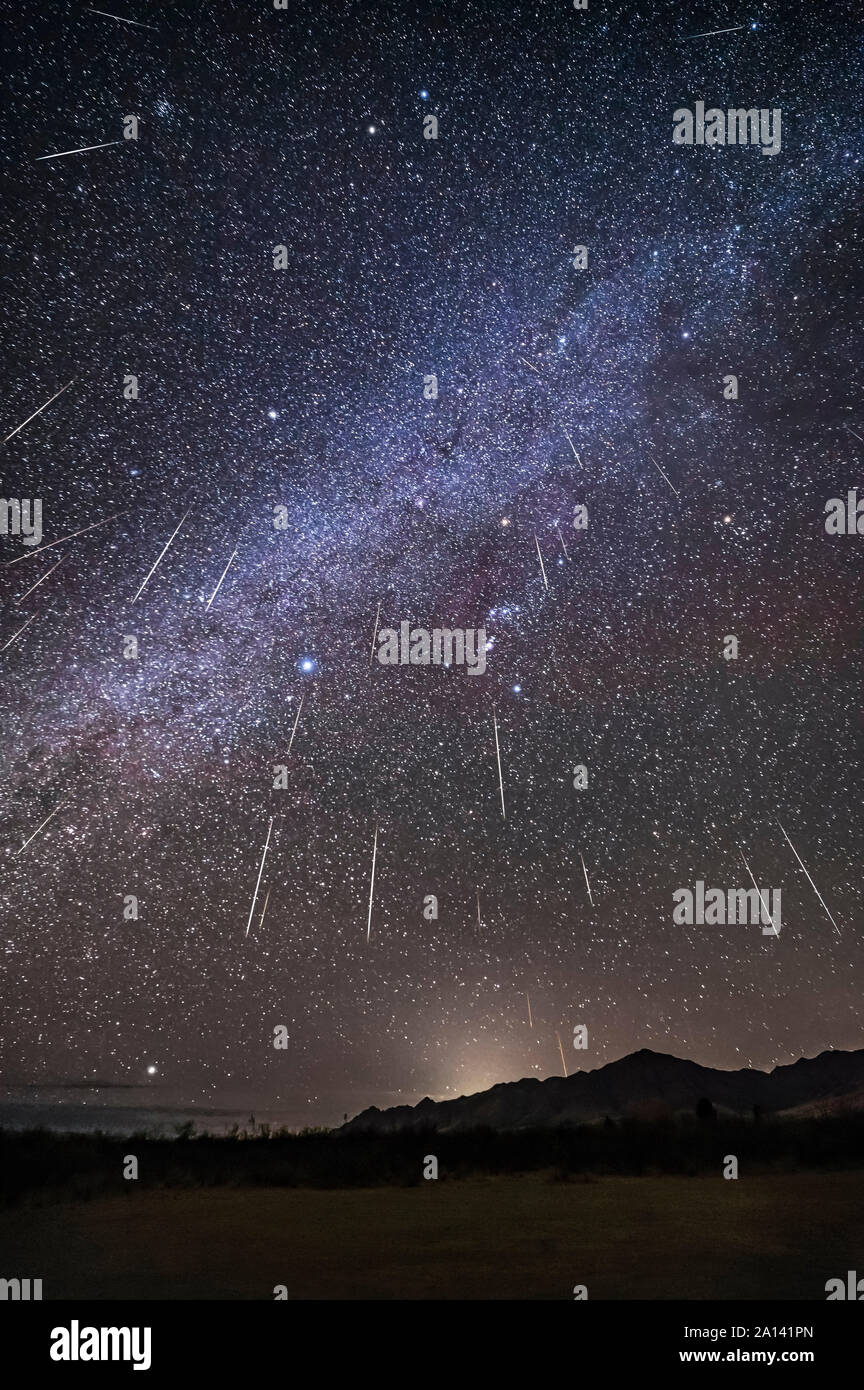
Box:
[1,0,863,1128]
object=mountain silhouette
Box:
[340,1048,864,1133]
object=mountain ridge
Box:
[340,1047,864,1134]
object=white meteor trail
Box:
[776,819,841,935]
[492,706,506,819]
[365,822,379,943]
[15,554,64,603]
[3,380,74,445]
[368,600,381,667]
[16,801,66,855]
[526,992,533,1030]
[580,852,594,907]
[205,547,237,611]
[476,889,482,931]
[556,1031,569,1078]
[533,529,549,590]
[649,455,680,497]
[684,25,748,38]
[555,523,570,560]
[739,850,778,936]
[244,816,274,939]
[286,693,304,757]
[562,426,583,468]
[132,508,190,602]
[257,885,273,934]
[83,7,159,27]
[518,355,542,374]
[1,611,39,652]
[36,141,122,161]
[3,508,126,566]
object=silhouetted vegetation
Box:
[1,1112,863,1208]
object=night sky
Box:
[1,0,863,1128]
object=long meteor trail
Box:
[368,600,381,667]
[492,706,506,819]
[739,849,778,936]
[132,509,190,602]
[15,554,65,603]
[3,509,126,566]
[83,7,159,27]
[533,529,549,590]
[776,819,841,935]
[562,426,583,468]
[649,455,680,497]
[556,1031,569,1078]
[580,852,594,907]
[365,822,379,943]
[244,817,274,939]
[3,380,74,445]
[16,802,66,855]
[36,142,122,161]
[286,693,304,758]
[684,25,748,38]
[1,611,39,652]
[205,547,237,611]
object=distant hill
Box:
[340,1048,864,1134]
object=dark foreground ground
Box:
[3,1172,861,1299]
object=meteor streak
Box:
[368,600,381,667]
[36,141,122,161]
[132,508,190,602]
[684,25,748,38]
[1,611,40,652]
[15,554,64,603]
[83,7,159,27]
[365,822,379,943]
[205,547,237,611]
[533,529,549,590]
[562,426,583,468]
[739,849,778,936]
[3,509,126,567]
[580,852,594,907]
[649,455,680,497]
[556,1031,568,1078]
[257,885,272,934]
[16,802,66,855]
[286,693,304,757]
[492,706,506,819]
[776,819,841,935]
[244,817,274,939]
[3,380,74,445]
